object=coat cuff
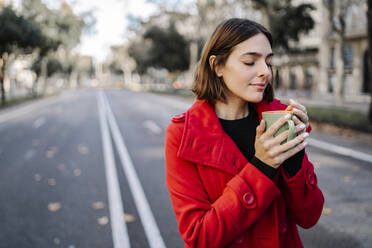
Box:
[250,156,277,180]
[227,164,280,210]
[282,150,304,178]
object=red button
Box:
[243,192,255,205]
[279,222,287,234]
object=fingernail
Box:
[302,132,309,138]
[285,114,291,119]
[300,124,306,129]
[303,141,308,147]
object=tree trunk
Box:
[0,53,8,106]
[368,0,372,123]
[40,57,48,95]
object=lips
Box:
[250,83,266,90]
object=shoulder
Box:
[171,113,186,123]
[166,112,186,145]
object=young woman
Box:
[165,18,324,248]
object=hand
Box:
[285,99,309,134]
[254,115,308,169]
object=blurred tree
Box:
[0,6,42,105]
[127,38,152,75]
[129,23,189,74]
[80,9,97,36]
[22,0,85,95]
[368,0,372,122]
[146,0,192,12]
[250,0,315,51]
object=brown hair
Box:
[191,18,274,104]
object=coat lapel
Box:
[177,99,287,175]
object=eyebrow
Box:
[241,52,274,58]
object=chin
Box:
[244,92,264,103]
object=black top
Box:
[218,103,304,180]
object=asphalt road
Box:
[0,88,371,248]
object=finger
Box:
[277,140,307,162]
[263,114,292,138]
[266,129,290,147]
[290,99,307,113]
[292,115,306,133]
[285,105,293,111]
[256,120,266,138]
[293,108,309,124]
[295,122,306,134]
[279,132,309,153]
[270,131,308,157]
[292,115,302,125]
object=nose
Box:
[257,61,271,79]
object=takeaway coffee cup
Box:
[261,111,296,144]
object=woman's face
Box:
[217,33,273,103]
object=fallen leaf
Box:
[322,207,333,215]
[34,174,42,182]
[343,176,351,183]
[48,202,62,212]
[123,213,136,223]
[78,144,89,155]
[46,146,58,158]
[92,201,105,209]
[97,216,109,225]
[73,169,81,176]
[48,178,56,186]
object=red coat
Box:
[165,99,324,248]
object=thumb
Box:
[256,119,265,137]
[285,105,293,111]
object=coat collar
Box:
[177,99,287,175]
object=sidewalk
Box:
[275,90,371,114]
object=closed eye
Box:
[244,62,272,67]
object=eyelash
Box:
[244,62,272,67]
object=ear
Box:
[209,55,223,77]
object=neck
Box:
[215,97,249,120]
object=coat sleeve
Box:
[280,151,324,229]
[165,122,281,247]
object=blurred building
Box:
[275,0,369,99]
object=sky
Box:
[46,0,158,62]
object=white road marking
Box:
[308,138,372,164]
[143,120,162,135]
[102,92,167,248]
[33,117,46,129]
[97,92,131,248]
